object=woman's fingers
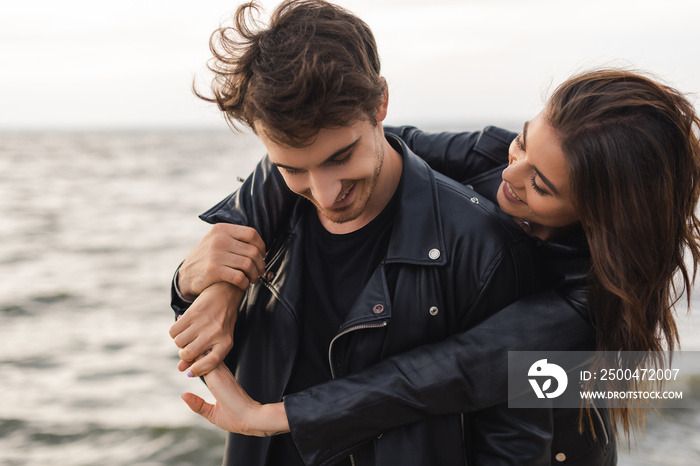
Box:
[178,224,266,298]
[178,358,194,373]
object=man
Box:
[170,1,545,464]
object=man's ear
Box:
[375,78,389,123]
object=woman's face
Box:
[496,112,579,237]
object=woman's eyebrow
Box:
[533,166,560,195]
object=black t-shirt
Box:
[268,183,400,466]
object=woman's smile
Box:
[502,181,525,204]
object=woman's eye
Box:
[530,174,547,195]
[515,134,525,152]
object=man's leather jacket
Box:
[174,134,556,465]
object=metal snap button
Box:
[428,248,440,260]
[429,306,439,316]
[373,304,385,315]
[470,197,479,204]
[555,452,566,462]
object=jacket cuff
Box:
[170,263,193,317]
[285,391,365,466]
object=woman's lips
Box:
[502,181,525,204]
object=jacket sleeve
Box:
[170,263,192,317]
[169,155,297,314]
[384,125,517,183]
[198,154,296,243]
[285,291,595,466]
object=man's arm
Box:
[171,155,295,311]
[182,363,290,437]
[169,155,297,376]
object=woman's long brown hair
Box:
[546,69,700,438]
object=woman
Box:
[177,69,700,464]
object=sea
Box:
[1,130,699,465]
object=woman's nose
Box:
[508,148,520,166]
[503,152,528,184]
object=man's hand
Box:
[169,282,244,377]
[181,363,290,437]
[178,224,266,301]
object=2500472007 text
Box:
[594,368,680,381]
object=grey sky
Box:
[2,0,699,130]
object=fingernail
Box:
[187,370,195,378]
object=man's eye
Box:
[331,152,352,166]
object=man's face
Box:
[260,119,386,230]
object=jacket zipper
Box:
[328,320,389,466]
[590,404,609,446]
[327,321,388,378]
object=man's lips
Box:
[333,183,356,207]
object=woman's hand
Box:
[181,363,290,437]
[177,224,266,301]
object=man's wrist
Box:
[258,402,290,437]
[174,267,196,303]
[170,264,194,315]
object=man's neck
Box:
[320,136,402,235]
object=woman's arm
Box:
[174,125,516,310]
[385,125,516,183]
[170,126,516,371]
[283,291,594,465]
[182,289,593,465]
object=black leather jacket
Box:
[172,129,616,465]
[175,134,557,465]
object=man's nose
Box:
[309,172,341,208]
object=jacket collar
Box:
[383,134,447,267]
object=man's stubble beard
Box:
[317,142,385,225]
